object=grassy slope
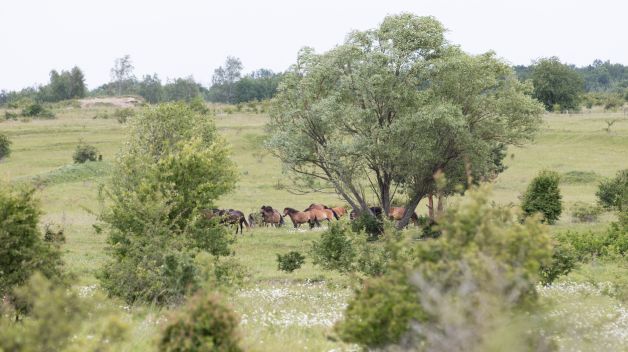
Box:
[1,105,627,351]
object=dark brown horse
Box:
[283,207,312,228]
[205,208,249,234]
[260,205,284,227]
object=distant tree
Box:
[521,170,562,224]
[163,77,201,102]
[110,55,135,96]
[597,169,627,211]
[210,56,243,103]
[531,57,584,111]
[138,74,163,103]
[69,66,87,98]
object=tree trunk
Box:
[436,194,445,217]
[427,194,434,220]
[397,191,425,229]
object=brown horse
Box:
[331,206,347,218]
[308,208,332,226]
[260,205,284,227]
[304,204,339,220]
[283,207,312,228]
[388,207,419,226]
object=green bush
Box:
[555,224,627,260]
[276,251,305,273]
[310,223,356,272]
[0,187,65,297]
[0,133,11,160]
[350,213,383,238]
[72,140,99,163]
[98,103,238,304]
[113,107,134,123]
[539,240,578,285]
[522,170,562,224]
[571,201,602,223]
[21,103,55,118]
[159,293,242,352]
[4,111,18,120]
[597,169,627,211]
[337,188,553,349]
[188,96,210,115]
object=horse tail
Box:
[330,208,339,220]
[241,216,249,229]
[279,215,285,226]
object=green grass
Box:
[1,105,627,351]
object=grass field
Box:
[1,104,627,351]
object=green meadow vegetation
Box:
[1,100,626,351]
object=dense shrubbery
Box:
[336,188,554,349]
[555,223,627,260]
[0,133,11,160]
[276,251,305,273]
[159,293,242,352]
[113,107,135,123]
[0,187,65,297]
[522,170,562,224]
[21,102,55,118]
[310,223,356,273]
[98,103,238,304]
[73,140,99,163]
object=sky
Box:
[1,0,626,91]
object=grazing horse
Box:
[205,208,249,234]
[283,207,312,228]
[260,205,284,227]
[304,203,339,220]
[388,207,419,226]
[247,213,257,228]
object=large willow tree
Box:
[268,14,543,228]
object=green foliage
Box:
[540,240,578,285]
[555,223,627,260]
[596,169,627,211]
[21,102,55,118]
[99,103,238,304]
[73,140,99,163]
[113,107,135,123]
[276,251,305,273]
[4,110,18,120]
[350,213,383,238]
[532,57,584,111]
[0,274,128,352]
[0,132,11,160]
[337,188,553,349]
[0,187,65,297]
[163,77,202,102]
[269,13,543,228]
[159,292,242,352]
[310,223,356,273]
[522,170,562,224]
[335,272,424,347]
[571,201,602,223]
[188,95,210,114]
[39,66,87,102]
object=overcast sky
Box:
[1,0,625,91]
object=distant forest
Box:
[1,57,626,107]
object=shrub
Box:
[159,293,242,352]
[0,133,11,160]
[522,170,562,224]
[0,187,65,297]
[571,202,602,222]
[554,224,627,260]
[98,103,238,304]
[188,96,210,115]
[597,169,628,211]
[73,140,98,163]
[4,111,18,120]
[350,213,383,239]
[21,103,55,118]
[113,107,134,123]
[539,240,578,285]
[276,251,305,273]
[310,223,356,272]
[337,188,553,349]
[43,222,65,243]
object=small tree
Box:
[310,223,356,273]
[159,293,242,352]
[276,251,305,273]
[532,57,584,111]
[73,140,98,163]
[0,187,65,297]
[597,169,628,211]
[521,170,562,224]
[0,133,11,160]
[111,55,135,96]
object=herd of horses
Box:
[204,203,419,234]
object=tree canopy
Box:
[531,57,584,111]
[268,13,543,227]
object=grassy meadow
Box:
[1,103,627,351]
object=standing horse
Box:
[260,205,284,227]
[283,207,311,228]
[304,203,339,220]
[388,207,419,227]
[205,208,249,234]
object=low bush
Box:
[4,111,18,120]
[276,251,305,273]
[159,292,242,352]
[113,107,134,123]
[571,201,602,222]
[43,222,65,244]
[310,223,356,272]
[597,169,627,211]
[522,170,562,224]
[21,103,55,119]
[350,213,383,239]
[555,224,627,260]
[73,140,99,163]
[0,133,11,160]
[540,240,578,285]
